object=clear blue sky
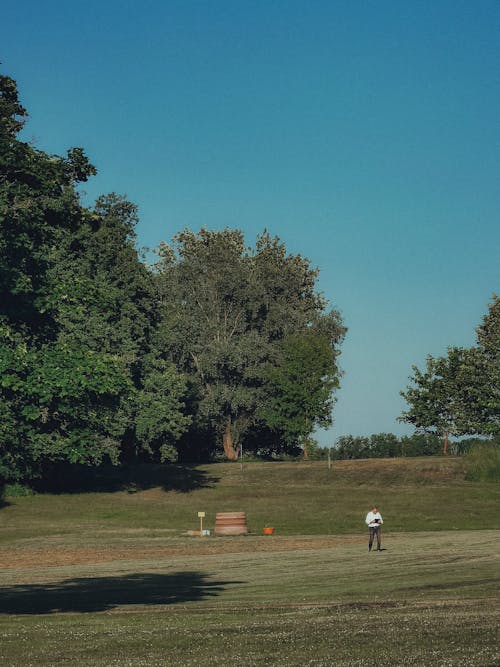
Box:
[3,1,499,445]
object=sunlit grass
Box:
[1,458,499,547]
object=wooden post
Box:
[198,511,205,534]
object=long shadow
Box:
[0,483,11,509]
[0,571,242,614]
[33,463,220,495]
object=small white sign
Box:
[198,511,206,518]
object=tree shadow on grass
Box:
[0,571,242,614]
[0,486,10,509]
[34,463,220,495]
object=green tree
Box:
[400,296,500,446]
[42,192,193,462]
[334,435,370,460]
[262,331,341,457]
[400,350,464,451]
[155,228,345,459]
[46,194,156,368]
[367,433,401,458]
[0,73,96,341]
[134,359,191,463]
[0,71,191,482]
[0,330,130,481]
[474,295,500,436]
[0,72,122,482]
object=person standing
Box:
[365,505,383,551]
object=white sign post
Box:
[198,511,206,534]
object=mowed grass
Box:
[0,457,499,666]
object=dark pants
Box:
[368,526,381,551]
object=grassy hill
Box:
[1,456,498,547]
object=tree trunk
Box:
[223,417,239,460]
[442,430,449,455]
[303,420,311,460]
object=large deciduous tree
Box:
[0,71,189,483]
[0,72,123,482]
[0,74,96,341]
[43,192,191,462]
[155,228,345,459]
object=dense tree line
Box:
[324,433,488,460]
[0,72,346,487]
[400,296,500,451]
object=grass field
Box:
[0,458,498,666]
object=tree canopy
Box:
[400,295,500,442]
[154,228,346,459]
[0,70,346,486]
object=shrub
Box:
[464,443,500,481]
[4,483,36,497]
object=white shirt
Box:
[365,511,383,528]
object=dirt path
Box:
[0,535,368,569]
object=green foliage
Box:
[1,69,349,480]
[3,482,35,497]
[332,432,442,459]
[155,228,345,458]
[0,332,132,480]
[47,194,157,367]
[475,294,500,435]
[0,70,193,479]
[134,361,191,462]
[0,74,95,341]
[464,442,500,481]
[399,433,442,457]
[400,295,500,438]
[262,332,340,445]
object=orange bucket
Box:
[263,527,274,535]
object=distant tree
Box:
[367,433,401,458]
[334,435,370,460]
[399,349,468,452]
[399,433,441,457]
[154,228,345,459]
[332,433,441,460]
[400,296,500,448]
[474,295,500,437]
[46,194,155,366]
